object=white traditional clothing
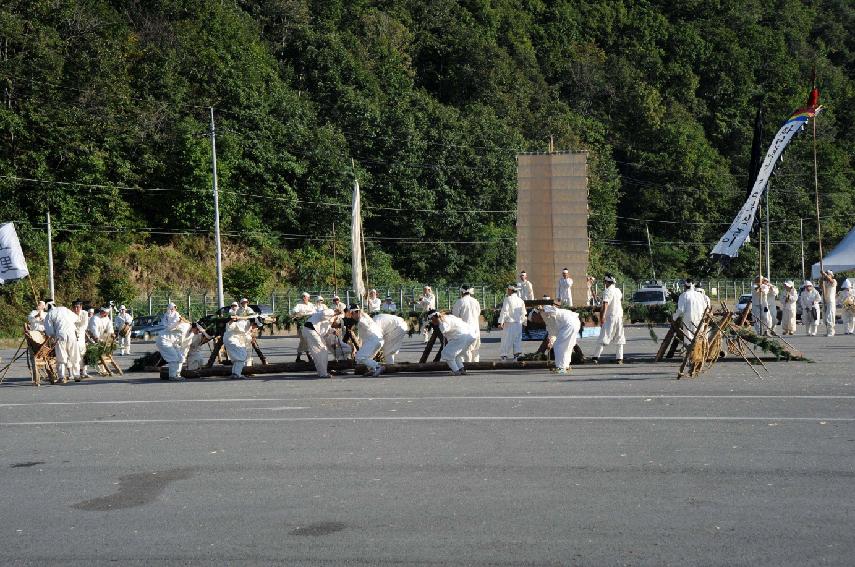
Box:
[74,310,90,378]
[113,311,133,355]
[417,293,436,312]
[27,309,46,332]
[751,282,778,336]
[673,286,707,343]
[821,277,837,336]
[156,318,192,380]
[44,306,80,381]
[355,313,384,374]
[518,279,534,301]
[779,286,799,335]
[541,306,581,372]
[837,281,854,335]
[223,316,252,378]
[292,301,316,360]
[437,314,477,373]
[367,296,382,313]
[593,285,625,361]
[88,314,114,342]
[557,277,573,305]
[799,285,821,336]
[452,294,481,362]
[302,309,336,378]
[498,293,526,359]
[373,313,409,364]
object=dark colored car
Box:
[130,315,165,341]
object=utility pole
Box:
[645,223,656,281]
[46,210,55,300]
[210,107,225,308]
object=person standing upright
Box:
[779,281,798,335]
[518,271,534,301]
[799,280,821,336]
[838,279,855,335]
[591,274,625,364]
[498,284,526,360]
[820,270,838,336]
[113,305,134,356]
[751,276,778,336]
[557,268,573,306]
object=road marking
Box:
[1,395,855,408]
[1,416,854,426]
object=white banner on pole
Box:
[351,178,365,300]
[711,115,809,259]
[0,222,30,284]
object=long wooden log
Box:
[162,359,356,379]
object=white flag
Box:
[0,222,30,284]
[351,177,365,301]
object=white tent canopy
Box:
[812,225,855,278]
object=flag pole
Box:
[332,221,338,295]
[46,210,55,300]
[812,111,824,275]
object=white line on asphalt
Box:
[1,395,855,408]
[1,416,854,426]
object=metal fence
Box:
[125,279,797,319]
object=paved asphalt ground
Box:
[1,326,853,566]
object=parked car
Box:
[196,304,275,335]
[629,285,669,323]
[131,315,165,341]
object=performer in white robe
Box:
[380,297,397,312]
[72,301,90,379]
[366,289,382,314]
[156,303,191,380]
[451,285,481,362]
[223,308,253,380]
[417,286,436,312]
[301,308,337,378]
[113,305,133,355]
[185,323,213,371]
[557,268,573,305]
[44,302,80,383]
[837,279,855,335]
[88,308,114,342]
[672,279,707,344]
[820,270,837,336]
[291,292,316,362]
[779,281,799,335]
[586,276,597,306]
[236,299,256,366]
[591,274,625,363]
[425,310,477,375]
[498,284,526,360]
[28,301,47,332]
[799,281,821,336]
[373,313,409,364]
[348,305,385,376]
[540,304,581,374]
[331,295,345,314]
[751,276,778,336]
[518,272,534,301]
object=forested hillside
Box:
[1,0,853,319]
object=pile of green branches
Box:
[731,328,810,362]
[84,341,117,366]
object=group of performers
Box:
[26,300,134,383]
[671,271,855,341]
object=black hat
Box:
[347,303,360,312]
[424,309,439,319]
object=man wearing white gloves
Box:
[301,308,338,378]
[452,285,481,362]
[425,309,477,375]
[591,274,625,364]
[799,281,821,336]
[837,279,855,335]
[44,301,80,384]
[557,268,573,306]
[373,312,409,364]
[779,281,799,335]
[498,284,526,360]
[751,276,778,336]
[820,270,837,336]
[347,304,385,377]
[539,304,581,375]
[672,279,707,344]
[113,305,134,355]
